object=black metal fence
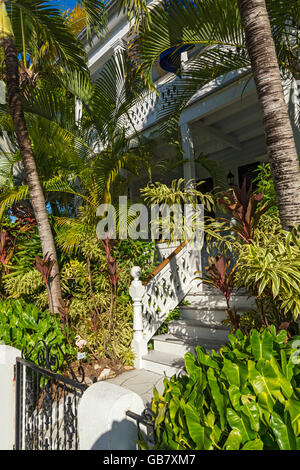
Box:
[126,408,157,449]
[15,340,87,450]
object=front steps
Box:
[141,289,254,377]
[142,326,226,377]
[142,350,186,377]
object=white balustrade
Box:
[129,242,201,368]
[127,77,181,134]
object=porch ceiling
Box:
[190,91,266,163]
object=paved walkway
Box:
[107,369,165,406]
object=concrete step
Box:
[167,319,229,342]
[142,350,185,377]
[153,333,224,356]
[183,291,254,310]
[179,306,227,325]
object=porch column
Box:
[180,122,196,184]
[180,123,203,293]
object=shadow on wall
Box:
[91,419,139,451]
[78,381,145,450]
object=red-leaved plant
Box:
[11,204,36,229]
[198,255,241,332]
[103,236,118,357]
[34,253,57,315]
[34,253,55,285]
[0,228,15,273]
[217,178,275,244]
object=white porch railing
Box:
[129,241,201,368]
[127,76,181,134]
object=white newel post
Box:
[129,266,147,369]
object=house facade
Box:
[85,1,300,198]
[83,1,300,374]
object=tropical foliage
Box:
[0,298,75,365]
[147,328,300,450]
[0,45,161,363]
[0,0,298,424]
[195,175,300,334]
[236,220,300,330]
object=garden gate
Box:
[14,340,87,450]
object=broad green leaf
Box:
[240,403,260,432]
[184,403,212,450]
[269,355,293,399]
[241,438,264,450]
[222,358,246,388]
[169,396,181,423]
[285,398,300,436]
[248,360,284,405]
[207,367,226,429]
[228,385,241,411]
[223,429,242,450]
[250,329,273,361]
[184,352,203,387]
[270,411,297,450]
[195,346,219,369]
[227,408,257,443]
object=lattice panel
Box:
[142,243,200,341]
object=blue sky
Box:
[52,0,77,11]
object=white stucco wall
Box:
[0,345,21,450]
[78,381,144,450]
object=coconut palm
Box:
[119,0,300,231]
[0,0,106,313]
[0,51,153,251]
[236,0,300,231]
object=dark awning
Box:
[158,0,195,75]
[159,44,195,75]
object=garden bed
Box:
[64,357,134,386]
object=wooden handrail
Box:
[142,241,186,286]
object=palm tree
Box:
[236,0,300,231]
[0,0,105,313]
[119,0,300,230]
[0,51,153,243]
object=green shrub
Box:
[0,299,75,365]
[236,220,300,328]
[60,239,157,365]
[253,163,279,217]
[149,328,300,450]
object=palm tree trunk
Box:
[237,0,300,231]
[2,36,63,314]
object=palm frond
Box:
[129,0,300,134]
[8,0,87,70]
[0,185,29,218]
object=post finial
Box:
[129,266,145,301]
[130,266,141,281]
